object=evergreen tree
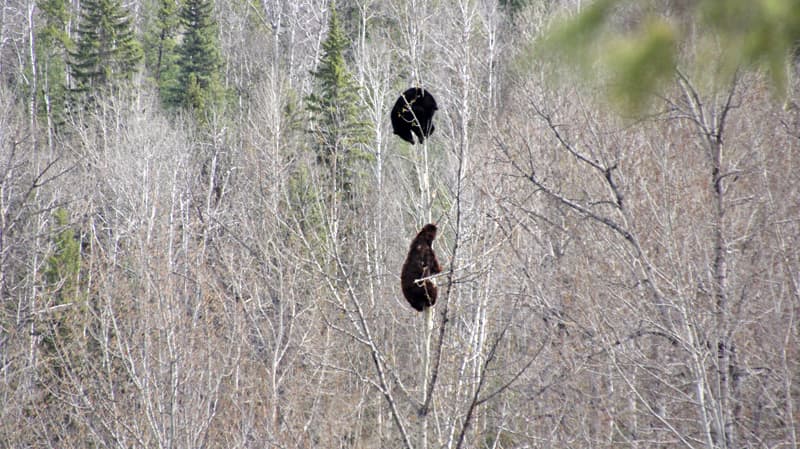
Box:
[41,207,84,377]
[38,208,91,445]
[69,0,143,93]
[44,208,81,305]
[35,0,72,129]
[306,1,371,196]
[499,0,530,17]
[173,0,224,112]
[142,0,181,100]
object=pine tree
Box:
[142,0,181,100]
[44,208,81,304]
[41,207,83,373]
[38,208,91,444]
[69,0,143,93]
[499,0,530,17]
[35,0,72,129]
[306,1,371,196]
[173,0,223,112]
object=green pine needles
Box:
[173,0,224,113]
[306,1,372,197]
[70,0,142,94]
[44,208,81,305]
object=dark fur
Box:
[391,88,438,144]
[400,224,443,311]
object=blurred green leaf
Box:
[538,0,800,112]
[541,0,616,69]
[605,19,676,112]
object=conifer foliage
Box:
[44,208,81,304]
[70,0,142,93]
[35,0,71,126]
[143,0,181,97]
[306,1,371,195]
[174,0,224,112]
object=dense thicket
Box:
[0,1,797,448]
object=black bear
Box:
[400,223,443,311]
[391,88,438,144]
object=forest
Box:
[1,0,798,447]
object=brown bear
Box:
[400,223,442,311]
